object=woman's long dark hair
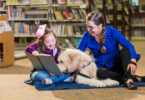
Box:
[37,29,59,53]
[86,10,106,53]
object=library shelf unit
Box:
[103,0,132,40]
[0,31,14,67]
[131,12,145,40]
[6,0,89,49]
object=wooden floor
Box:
[0,41,145,100]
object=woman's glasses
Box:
[85,24,97,30]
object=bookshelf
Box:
[131,12,145,40]
[103,0,132,40]
[6,0,89,49]
[130,0,145,40]
[0,15,14,67]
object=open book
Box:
[25,51,63,76]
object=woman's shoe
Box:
[134,75,145,82]
[125,79,138,90]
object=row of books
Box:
[7,6,48,19]
[52,0,86,4]
[6,0,48,5]
[59,38,81,49]
[8,22,87,36]
[7,6,87,20]
[48,8,87,20]
[9,22,38,35]
[132,29,145,37]
[0,1,6,10]
[6,0,86,5]
[7,6,24,19]
[49,23,87,36]
[132,17,145,25]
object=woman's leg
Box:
[97,48,137,89]
[97,48,127,83]
[116,48,137,89]
[97,67,122,82]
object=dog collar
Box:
[82,61,91,69]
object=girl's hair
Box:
[87,10,106,53]
[37,29,59,53]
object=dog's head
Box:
[58,49,80,73]
[57,49,92,73]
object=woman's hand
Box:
[127,63,137,76]
[32,51,39,56]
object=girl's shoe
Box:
[42,78,53,85]
[64,76,74,82]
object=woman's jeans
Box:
[30,70,70,83]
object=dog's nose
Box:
[62,68,69,74]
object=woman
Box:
[78,10,144,90]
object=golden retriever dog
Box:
[57,49,119,87]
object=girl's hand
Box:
[49,73,54,76]
[127,63,137,76]
[32,51,39,56]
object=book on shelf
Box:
[65,39,74,48]
[75,38,81,47]
[78,8,87,19]
[80,25,87,34]
[73,26,82,35]
[71,9,81,19]
[53,0,66,4]
[53,10,64,20]
[62,10,72,20]
[25,51,63,76]
[65,25,74,36]
[48,8,55,20]
[0,1,6,10]
[66,7,75,19]
[73,0,84,4]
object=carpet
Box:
[33,82,145,91]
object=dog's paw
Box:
[103,78,119,86]
[94,81,106,87]
[89,79,106,87]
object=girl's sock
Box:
[42,78,53,85]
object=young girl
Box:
[25,24,72,85]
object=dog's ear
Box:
[67,53,80,72]
[68,53,78,61]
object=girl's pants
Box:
[97,48,136,83]
[30,70,71,83]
